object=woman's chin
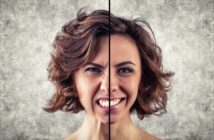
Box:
[99,117,119,124]
[98,119,109,125]
[99,118,118,124]
[109,113,124,124]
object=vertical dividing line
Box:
[108,0,111,140]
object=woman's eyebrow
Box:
[86,62,105,69]
[115,61,136,67]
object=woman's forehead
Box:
[89,34,141,66]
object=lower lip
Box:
[96,104,109,114]
[110,99,126,113]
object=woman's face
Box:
[74,35,142,124]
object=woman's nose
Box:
[100,69,119,95]
[110,72,119,93]
[100,70,109,94]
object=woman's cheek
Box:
[78,77,99,110]
[122,76,140,93]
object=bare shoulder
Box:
[137,128,160,140]
[63,132,78,140]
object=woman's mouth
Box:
[96,98,126,108]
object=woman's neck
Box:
[110,112,137,140]
[75,112,136,140]
[76,114,109,140]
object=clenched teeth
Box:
[98,99,121,108]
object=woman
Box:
[44,9,173,140]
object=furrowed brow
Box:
[86,62,105,69]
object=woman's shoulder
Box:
[63,135,75,140]
[136,127,160,140]
[63,132,78,140]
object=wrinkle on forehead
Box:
[89,34,141,71]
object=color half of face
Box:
[74,34,142,124]
[110,35,142,123]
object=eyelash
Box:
[117,67,133,75]
[85,67,102,73]
[85,67,133,75]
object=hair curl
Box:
[44,9,174,119]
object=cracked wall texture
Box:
[0,0,213,139]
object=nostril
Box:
[112,89,116,92]
[111,87,118,92]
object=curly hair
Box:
[44,9,174,119]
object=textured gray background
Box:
[0,0,213,139]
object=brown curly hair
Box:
[44,9,174,119]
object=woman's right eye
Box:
[85,67,102,74]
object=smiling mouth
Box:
[96,98,126,108]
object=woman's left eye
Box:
[85,67,102,73]
[117,67,133,75]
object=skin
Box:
[64,35,159,140]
